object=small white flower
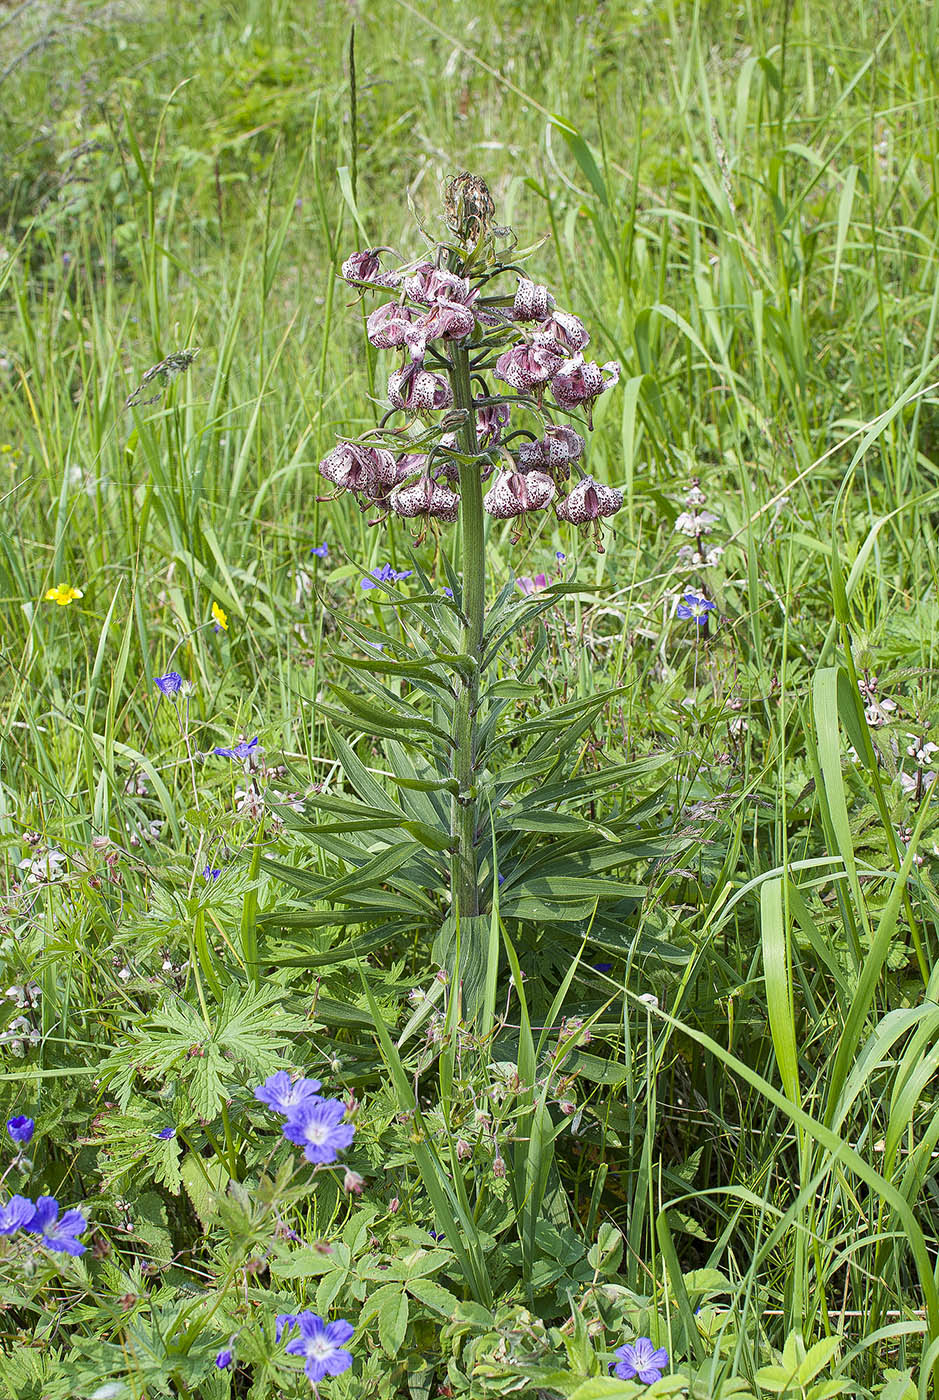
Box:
[864,698,896,728]
[17,849,67,884]
[674,510,718,537]
[638,992,659,1010]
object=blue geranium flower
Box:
[676,593,716,625]
[254,1071,323,1115]
[31,1196,87,1256]
[154,672,183,698]
[284,1313,354,1384]
[215,1348,233,1369]
[202,866,221,881]
[593,963,613,973]
[7,1115,34,1144]
[612,1338,669,1384]
[310,542,329,558]
[282,1098,355,1164]
[361,563,412,590]
[0,1195,35,1234]
[213,737,259,760]
[276,1313,299,1343]
[155,1127,175,1140]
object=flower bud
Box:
[388,365,454,413]
[495,336,566,391]
[341,249,400,287]
[492,1152,506,1178]
[456,1138,472,1161]
[389,1196,400,1214]
[343,1169,365,1194]
[550,355,621,427]
[484,469,555,519]
[513,277,555,322]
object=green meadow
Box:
[2,1,939,1397]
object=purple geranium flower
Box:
[310,542,329,558]
[154,672,183,698]
[202,866,221,881]
[213,737,259,759]
[155,1126,175,1140]
[282,1098,355,1165]
[31,1196,87,1256]
[254,1071,323,1116]
[215,1348,233,1369]
[7,1116,34,1145]
[0,1195,35,1234]
[516,574,548,596]
[612,1338,669,1384]
[361,563,413,590]
[675,593,716,625]
[284,1313,354,1384]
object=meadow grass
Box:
[2,1,939,1397]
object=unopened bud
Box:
[343,1169,364,1195]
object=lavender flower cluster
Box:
[254,1071,355,1165]
[318,244,624,550]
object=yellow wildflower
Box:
[44,584,83,606]
[212,602,228,632]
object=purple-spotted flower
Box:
[7,1116,34,1145]
[550,354,620,426]
[366,302,419,350]
[361,563,413,589]
[476,403,510,447]
[213,737,259,760]
[31,1196,87,1256]
[540,309,590,352]
[391,475,460,523]
[555,476,623,526]
[612,1338,669,1384]
[319,442,398,500]
[0,1195,35,1234]
[310,542,329,558]
[341,249,400,288]
[282,1098,355,1165]
[512,277,555,322]
[676,593,716,626]
[154,672,183,698]
[387,363,453,413]
[284,1313,354,1384]
[494,335,566,391]
[484,469,556,519]
[254,1071,323,1116]
[517,425,585,478]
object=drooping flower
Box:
[476,403,510,447]
[390,475,460,523]
[44,584,83,606]
[284,1313,354,1384]
[494,336,566,391]
[676,593,716,626]
[213,737,259,760]
[513,277,555,322]
[366,302,419,351]
[484,469,556,519]
[555,476,623,525]
[31,1196,87,1256]
[282,1098,356,1165]
[211,602,228,633]
[539,309,590,352]
[342,1169,364,1194]
[403,263,473,308]
[361,563,413,590]
[202,866,221,881]
[612,1338,669,1384]
[550,355,620,426]
[310,542,329,558]
[215,1349,233,1370]
[7,1116,34,1144]
[387,364,453,413]
[517,424,585,477]
[319,442,399,500]
[419,295,476,343]
[0,1195,35,1234]
[154,672,183,698]
[255,1071,323,1115]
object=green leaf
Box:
[374,1278,410,1355]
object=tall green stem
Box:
[449,341,485,918]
